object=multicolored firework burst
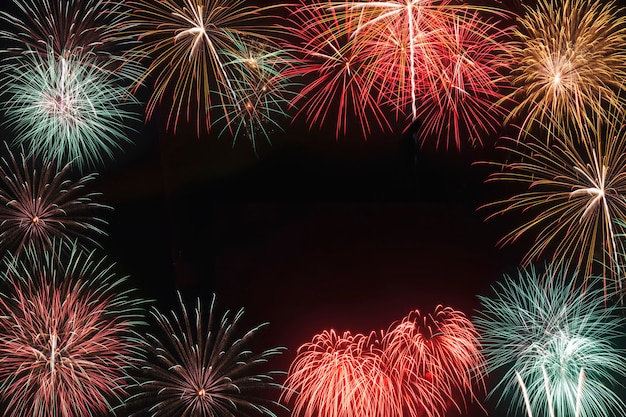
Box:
[216,36,298,149]
[125,0,282,136]
[381,306,486,416]
[474,266,626,417]
[0,146,109,256]
[1,47,140,171]
[284,306,485,417]
[480,103,626,295]
[0,242,146,417]
[505,0,626,136]
[129,293,285,417]
[283,1,393,139]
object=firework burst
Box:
[284,306,485,417]
[0,242,146,417]
[480,104,626,294]
[0,0,142,79]
[129,293,285,417]
[1,47,141,171]
[474,266,626,417]
[0,146,109,256]
[216,36,298,149]
[505,0,626,136]
[413,10,512,150]
[381,306,486,416]
[283,1,393,139]
[125,0,282,136]
[283,330,400,417]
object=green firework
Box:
[474,266,626,417]
[1,48,140,171]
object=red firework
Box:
[283,1,393,138]
[0,243,145,417]
[283,330,401,417]
[412,11,513,150]
[284,307,485,417]
[382,306,486,416]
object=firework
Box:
[338,0,455,122]
[0,242,146,417]
[1,47,141,171]
[0,145,109,256]
[124,0,282,136]
[0,0,142,79]
[505,0,626,136]
[283,330,401,417]
[474,266,626,417]
[129,293,285,417]
[216,36,298,149]
[480,104,626,294]
[413,11,512,150]
[284,307,485,417]
[381,306,486,417]
[283,1,393,139]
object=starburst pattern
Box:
[0,146,109,256]
[0,242,146,417]
[1,48,140,171]
[216,36,298,149]
[480,103,626,294]
[129,293,284,417]
[125,0,281,136]
[474,266,626,417]
[505,0,626,136]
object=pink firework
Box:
[283,330,401,417]
[0,243,145,417]
[283,1,393,139]
[413,11,513,150]
[381,306,486,417]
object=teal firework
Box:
[217,36,298,150]
[1,48,140,171]
[474,266,626,417]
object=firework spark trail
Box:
[1,47,140,171]
[216,35,298,149]
[129,292,285,417]
[480,103,626,295]
[0,241,146,417]
[283,1,393,139]
[504,0,626,137]
[0,145,110,256]
[474,266,626,417]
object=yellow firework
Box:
[505,0,626,137]
[481,103,626,296]
[124,0,280,136]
